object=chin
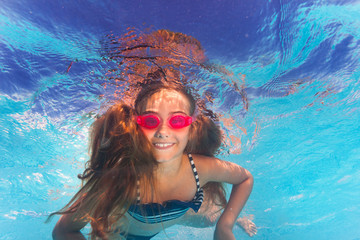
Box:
[155,159,168,163]
[153,152,180,163]
[154,156,172,163]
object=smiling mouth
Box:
[153,143,175,149]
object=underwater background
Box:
[1,0,360,239]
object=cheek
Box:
[179,128,191,143]
[140,128,155,141]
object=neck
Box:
[154,154,186,178]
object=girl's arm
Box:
[52,197,89,240]
[198,155,254,240]
[52,212,88,240]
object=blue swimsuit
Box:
[124,154,204,239]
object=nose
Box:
[154,122,170,138]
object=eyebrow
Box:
[142,110,189,115]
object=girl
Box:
[50,81,256,239]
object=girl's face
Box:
[139,89,192,163]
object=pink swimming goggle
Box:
[136,114,193,129]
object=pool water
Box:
[1,0,360,239]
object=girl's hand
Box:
[236,216,257,237]
[214,224,235,240]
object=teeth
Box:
[154,143,173,147]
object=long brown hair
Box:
[47,103,158,239]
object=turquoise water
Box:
[1,1,360,239]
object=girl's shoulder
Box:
[190,153,216,166]
[189,154,220,184]
[190,153,216,163]
[190,153,250,185]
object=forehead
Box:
[144,90,190,113]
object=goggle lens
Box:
[137,115,193,129]
[169,115,188,128]
[137,115,160,129]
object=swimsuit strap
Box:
[187,153,201,193]
[136,179,141,204]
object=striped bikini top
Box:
[127,154,204,224]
